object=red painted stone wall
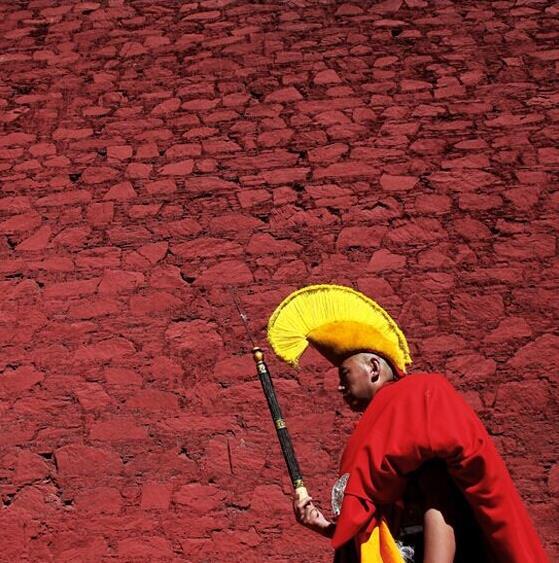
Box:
[0,0,557,560]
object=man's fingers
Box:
[293,495,327,530]
[293,497,318,521]
[293,496,309,521]
[296,495,313,508]
[298,501,320,524]
[304,503,320,520]
[294,496,313,514]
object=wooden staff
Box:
[250,346,308,501]
[232,292,308,500]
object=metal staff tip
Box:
[231,289,256,348]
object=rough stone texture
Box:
[0,0,557,561]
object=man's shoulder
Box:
[396,372,455,393]
[375,373,457,409]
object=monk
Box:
[267,284,548,563]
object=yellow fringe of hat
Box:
[267,284,411,373]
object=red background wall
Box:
[1,0,558,561]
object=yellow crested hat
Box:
[267,284,412,373]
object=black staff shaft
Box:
[252,347,308,500]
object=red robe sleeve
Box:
[332,373,548,563]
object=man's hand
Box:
[293,495,335,538]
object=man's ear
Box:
[368,355,381,380]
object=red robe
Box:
[332,373,548,562]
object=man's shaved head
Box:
[337,352,395,411]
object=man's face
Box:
[337,353,381,411]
